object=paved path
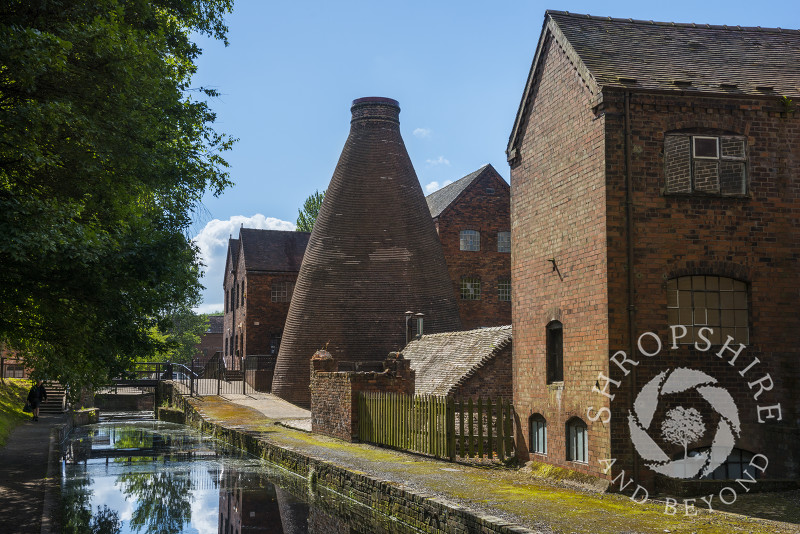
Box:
[0,414,67,534]
[218,392,312,431]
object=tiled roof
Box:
[402,325,512,396]
[206,315,224,334]
[547,11,800,96]
[238,228,310,272]
[508,11,800,158]
[425,165,489,218]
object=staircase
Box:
[39,382,68,414]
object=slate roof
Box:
[238,228,310,272]
[509,10,800,157]
[547,11,800,96]
[206,315,223,334]
[402,325,512,396]
[425,164,509,218]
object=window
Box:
[271,281,295,303]
[546,321,563,383]
[529,414,547,454]
[684,448,760,480]
[240,281,245,307]
[664,134,747,195]
[224,338,228,356]
[566,418,588,463]
[269,332,282,355]
[497,231,511,253]
[460,276,481,300]
[225,290,228,313]
[497,278,511,302]
[667,276,748,345]
[459,230,480,251]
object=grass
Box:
[0,379,32,447]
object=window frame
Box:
[271,280,295,303]
[529,414,547,455]
[566,418,588,463]
[692,136,719,159]
[497,231,511,253]
[460,276,481,300]
[497,278,511,302]
[664,133,748,196]
[459,229,481,252]
[546,321,563,384]
[666,275,749,346]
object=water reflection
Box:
[61,412,406,534]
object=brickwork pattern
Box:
[434,167,512,329]
[452,345,512,400]
[510,32,611,478]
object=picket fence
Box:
[357,392,515,462]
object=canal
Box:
[61,412,421,534]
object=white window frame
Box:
[692,136,719,159]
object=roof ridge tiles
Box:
[545,9,800,34]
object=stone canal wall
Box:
[160,385,536,534]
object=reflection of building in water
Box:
[218,468,289,533]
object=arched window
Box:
[546,321,563,383]
[667,276,748,345]
[566,418,588,463]
[529,414,547,454]
[459,230,480,251]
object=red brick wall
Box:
[600,88,800,483]
[451,345,512,400]
[241,272,296,358]
[437,170,511,329]
[510,33,611,478]
[194,331,223,367]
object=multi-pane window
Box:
[271,281,295,303]
[664,134,747,195]
[459,230,480,251]
[667,276,748,345]
[497,278,511,302]
[566,418,588,463]
[529,414,547,454]
[460,277,481,300]
[497,231,511,253]
[546,321,563,383]
[686,448,759,480]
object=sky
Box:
[189,0,799,313]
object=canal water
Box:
[61,412,421,534]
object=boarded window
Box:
[664,134,747,195]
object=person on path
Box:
[27,380,47,422]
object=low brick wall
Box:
[310,351,415,441]
[165,383,536,534]
[71,408,99,426]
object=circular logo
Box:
[628,368,741,479]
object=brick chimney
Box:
[272,97,461,407]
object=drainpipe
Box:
[624,90,640,481]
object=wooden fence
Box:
[357,392,514,462]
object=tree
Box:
[0,1,234,390]
[661,406,707,460]
[296,189,325,232]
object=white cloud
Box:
[425,156,450,166]
[424,179,453,194]
[413,127,432,138]
[192,214,295,311]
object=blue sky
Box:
[190,1,799,313]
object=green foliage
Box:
[0,379,31,446]
[0,1,235,390]
[296,189,325,232]
[141,308,209,364]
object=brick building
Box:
[223,228,310,373]
[402,325,512,400]
[426,165,512,329]
[508,11,800,489]
[193,315,223,368]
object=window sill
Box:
[546,382,564,391]
[662,191,751,199]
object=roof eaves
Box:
[507,13,600,162]
[447,334,512,394]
